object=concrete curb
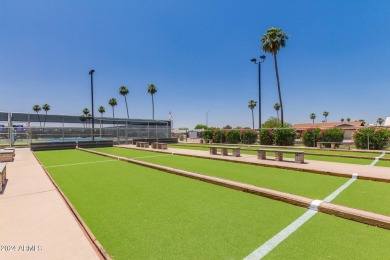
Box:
[32,153,112,260]
[78,147,390,230]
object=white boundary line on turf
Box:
[368,152,385,167]
[244,173,359,260]
[45,160,117,168]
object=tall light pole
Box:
[89,69,95,141]
[206,111,210,127]
[250,55,266,129]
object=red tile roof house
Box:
[292,121,365,141]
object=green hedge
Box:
[213,130,226,143]
[302,128,321,147]
[273,128,296,146]
[202,130,213,140]
[259,129,273,145]
[353,128,390,150]
[321,128,344,148]
[241,130,258,144]
[226,130,241,144]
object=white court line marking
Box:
[244,173,359,260]
[45,160,117,168]
[368,152,385,166]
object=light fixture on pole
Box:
[89,69,95,141]
[250,55,266,129]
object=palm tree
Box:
[261,27,288,127]
[33,105,42,127]
[248,100,257,129]
[274,103,281,123]
[346,118,351,122]
[310,113,316,124]
[79,115,87,129]
[119,85,129,119]
[147,84,158,120]
[82,108,90,128]
[341,118,345,122]
[42,104,50,129]
[98,106,105,129]
[377,118,384,126]
[323,111,329,123]
[108,98,117,125]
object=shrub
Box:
[302,128,321,147]
[213,129,226,143]
[226,130,241,144]
[259,129,273,145]
[203,130,213,140]
[321,128,344,147]
[273,128,296,146]
[241,130,258,144]
[353,128,390,150]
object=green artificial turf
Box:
[92,147,390,216]
[91,147,347,200]
[376,160,390,167]
[34,149,306,259]
[265,213,390,259]
[332,180,390,216]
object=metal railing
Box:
[0,125,172,147]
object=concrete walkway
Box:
[0,149,101,260]
[119,145,390,182]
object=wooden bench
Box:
[0,163,6,193]
[317,142,351,150]
[209,146,240,157]
[136,141,149,148]
[0,150,14,162]
[257,149,305,164]
[151,142,168,149]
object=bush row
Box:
[259,128,296,146]
[302,128,344,147]
[202,129,258,144]
[353,128,390,150]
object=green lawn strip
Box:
[91,147,346,200]
[332,180,390,216]
[168,144,378,166]
[376,160,390,167]
[93,147,390,216]
[34,150,306,259]
[265,212,390,259]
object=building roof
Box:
[292,121,364,130]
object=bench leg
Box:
[317,143,321,149]
[257,151,266,160]
[210,147,217,155]
[295,153,304,164]
[344,144,350,150]
[331,143,336,149]
[232,149,240,157]
[221,148,228,156]
[275,151,283,161]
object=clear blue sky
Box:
[1,1,389,128]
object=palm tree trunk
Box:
[124,96,129,119]
[273,53,284,127]
[44,112,47,128]
[152,94,155,120]
[253,110,255,129]
[112,108,115,126]
[276,111,280,123]
[36,113,41,127]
